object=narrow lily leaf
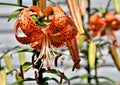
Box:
[0,46,20,60]
[0,70,6,85]
[22,62,32,72]
[15,71,24,85]
[10,48,33,57]
[99,7,106,15]
[17,0,22,6]
[80,74,89,82]
[88,40,96,69]
[44,77,59,84]
[4,54,13,75]
[12,78,35,85]
[67,74,89,83]
[46,69,68,80]
[69,76,80,81]
[17,49,33,53]
[8,9,22,21]
[98,81,113,85]
[97,76,115,83]
[113,0,120,13]
[31,16,39,23]
[19,49,25,65]
[66,0,84,34]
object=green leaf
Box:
[8,9,22,21]
[17,49,33,53]
[31,16,39,23]
[44,77,59,84]
[97,76,115,84]
[69,76,80,81]
[0,46,20,60]
[4,54,13,75]
[39,82,48,85]
[11,78,35,85]
[46,69,68,80]
[80,74,89,82]
[67,74,89,84]
[22,62,32,72]
[99,7,105,14]
[98,81,114,85]
[97,54,103,60]
[15,71,24,85]
[17,0,22,6]
[10,48,33,57]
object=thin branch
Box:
[0,2,27,7]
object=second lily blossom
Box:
[88,12,120,46]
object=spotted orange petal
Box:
[14,5,78,50]
[14,6,45,48]
[46,5,78,47]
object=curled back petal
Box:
[14,20,39,44]
[29,5,44,16]
[15,6,45,43]
[45,6,53,18]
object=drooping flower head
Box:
[14,5,78,69]
[88,12,120,46]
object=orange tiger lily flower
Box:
[105,12,120,30]
[14,5,79,69]
[88,12,120,46]
[88,14,106,37]
[88,14,106,31]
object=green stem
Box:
[105,0,111,13]
[35,51,45,84]
[32,0,37,5]
[87,60,91,84]
[95,57,99,85]
[97,76,115,84]
[0,60,1,70]
[87,0,91,22]
[0,2,27,7]
[86,44,91,84]
[87,0,91,84]
[0,46,20,60]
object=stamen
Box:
[32,53,36,67]
[20,65,24,79]
[60,72,64,84]
[72,59,81,71]
[68,80,70,85]
[35,71,40,84]
[55,54,62,67]
[34,37,46,64]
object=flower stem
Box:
[0,2,27,7]
[87,56,91,84]
[105,0,111,13]
[95,57,99,84]
[87,0,92,83]
[36,1,46,84]
[32,0,37,5]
